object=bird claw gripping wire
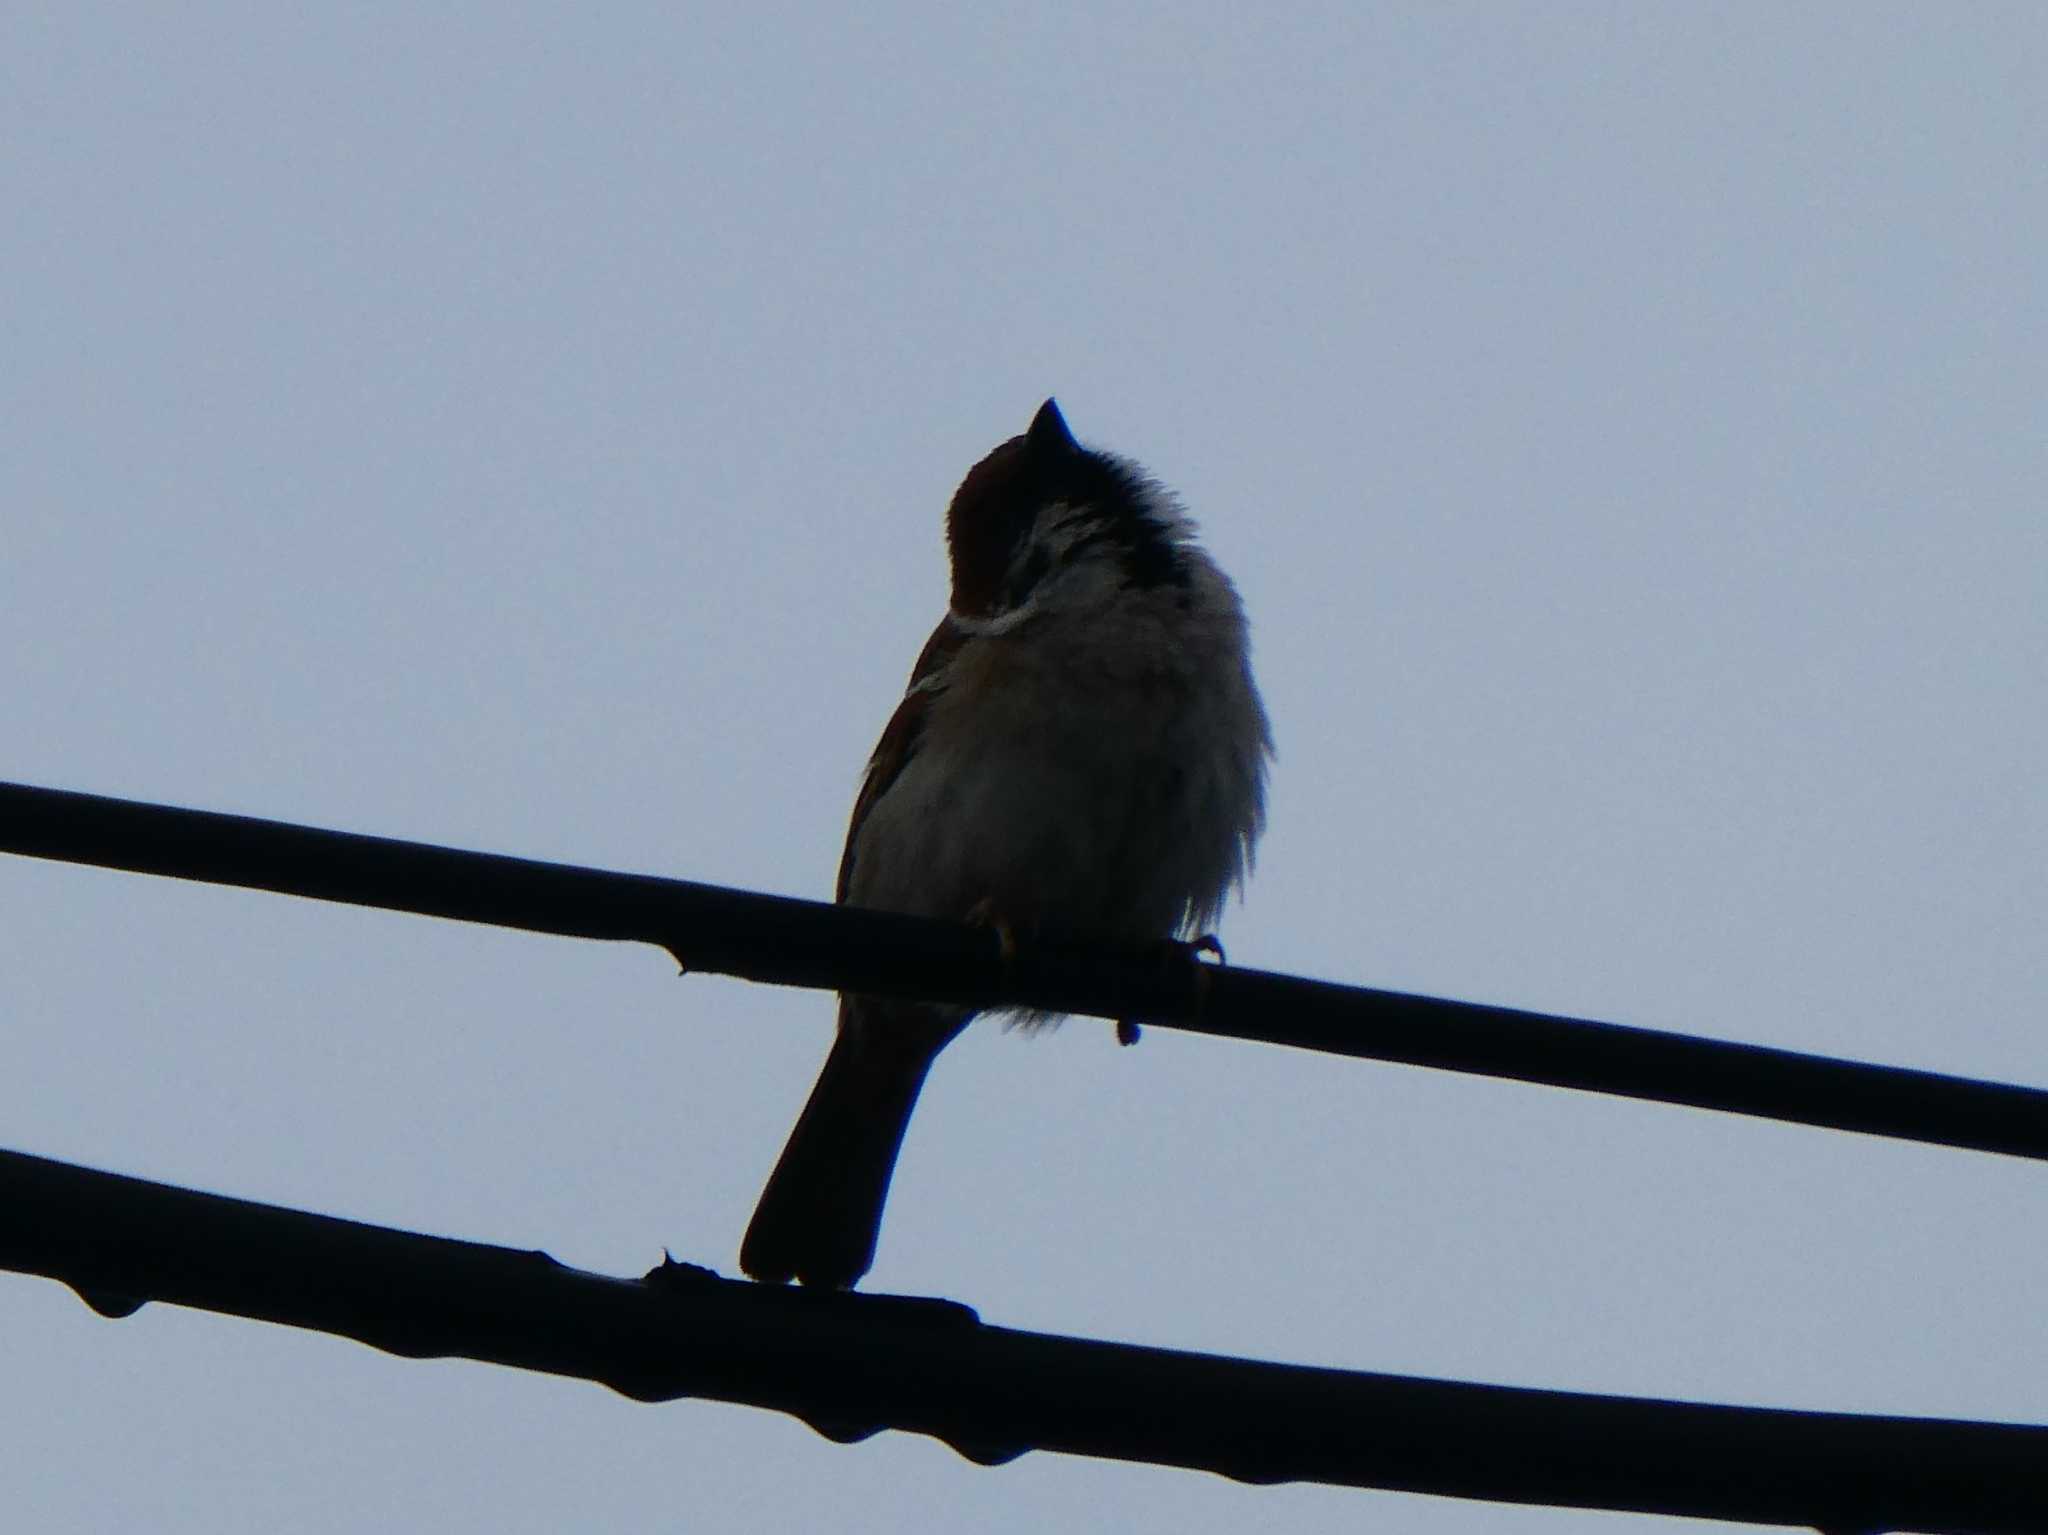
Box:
[963,897,1022,967]
[1118,932,1227,1046]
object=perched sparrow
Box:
[739,400,1271,1288]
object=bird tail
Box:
[739,1001,965,1288]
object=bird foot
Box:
[963,898,1022,966]
[1118,933,1228,1046]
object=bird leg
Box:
[1118,933,1228,1046]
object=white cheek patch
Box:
[952,484,1197,637]
[948,597,1041,637]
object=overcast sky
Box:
[3,6,2043,1532]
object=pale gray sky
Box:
[3,6,2043,1532]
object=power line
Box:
[4,778,2045,1161]
[4,1145,2041,1533]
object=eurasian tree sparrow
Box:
[739,399,1271,1288]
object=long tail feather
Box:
[740,1002,964,1288]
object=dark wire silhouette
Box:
[3,778,2046,1531]
[3,1146,2042,1533]
[4,779,2046,1162]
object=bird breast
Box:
[844,566,1266,945]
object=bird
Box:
[738,399,1271,1288]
